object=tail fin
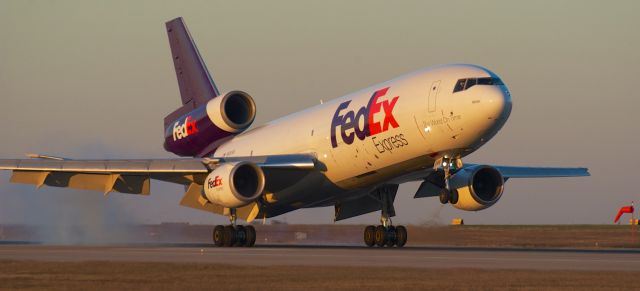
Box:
[164,17,219,126]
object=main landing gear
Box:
[363,222,408,247]
[363,184,408,248]
[212,208,256,247]
[212,224,256,247]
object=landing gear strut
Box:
[438,156,460,205]
[363,184,408,248]
[212,208,257,247]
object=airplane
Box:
[0,17,589,248]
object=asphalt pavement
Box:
[1,243,639,271]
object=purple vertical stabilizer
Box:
[164,17,220,128]
[162,18,256,157]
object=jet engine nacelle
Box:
[164,90,257,157]
[449,165,504,211]
[203,161,265,208]
[206,90,257,134]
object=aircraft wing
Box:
[0,154,317,195]
[0,153,317,222]
[489,165,590,178]
[412,164,589,199]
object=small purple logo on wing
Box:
[331,87,400,148]
[173,116,198,141]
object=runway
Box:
[1,243,640,271]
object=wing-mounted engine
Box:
[203,161,265,208]
[449,165,504,211]
[164,91,256,157]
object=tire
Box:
[449,189,459,204]
[364,225,376,247]
[385,226,396,247]
[213,225,225,247]
[374,225,387,247]
[439,189,450,204]
[245,225,256,247]
[235,225,246,247]
[395,225,408,247]
[223,225,237,247]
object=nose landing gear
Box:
[437,156,461,205]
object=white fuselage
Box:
[215,64,512,197]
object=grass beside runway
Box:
[1,260,639,290]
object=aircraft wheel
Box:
[244,225,256,247]
[385,226,396,247]
[364,225,376,247]
[235,225,246,247]
[395,225,407,247]
[223,225,237,247]
[449,189,459,204]
[374,225,387,247]
[439,190,450,204]
[213,225,225,247]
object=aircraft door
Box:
[415,80,443,152]
[428,80,441,113]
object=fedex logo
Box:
[331,87,400,148]
[207,176,222,188]
[172,116,198,141]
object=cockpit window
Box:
[465,78,477,89]
[453,79,466,93]
[453,77,503,93]
[477,77,503,86]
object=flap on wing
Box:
[493,166,590,178]
[10,171,150,195]
[10,171,50,188]
[179,183,224,213]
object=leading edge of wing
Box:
[0,154,318,174]
[0,158,210,173]
[490,165,590,178]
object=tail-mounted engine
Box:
[203,161,265,208]
[449,165,505,211]
[164,91,256,157]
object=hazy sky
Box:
[0,0,639,226]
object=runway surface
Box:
[1,243,640,271]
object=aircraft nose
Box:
[467,84,512,146]
[485,86,512,123]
